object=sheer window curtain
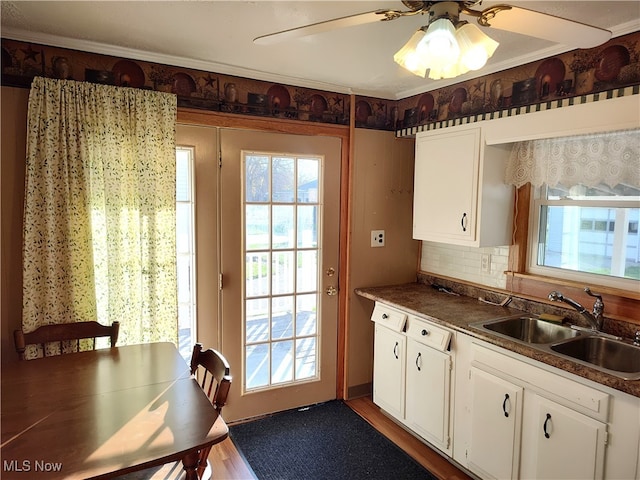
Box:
[505,129,640,188]
[23,77,178,358]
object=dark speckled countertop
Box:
[355,283,640,398]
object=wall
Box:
[346,128,419,397]
[1,86,28,364]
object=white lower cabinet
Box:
[370,307,640,479]
[371,302,453,454]
[405,333,451,450]
[463,341,615,480]
[520,393,607,479]
[468,367,523,479]
[373,322,406,419]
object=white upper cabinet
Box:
[413,125,513,247]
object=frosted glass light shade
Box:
[393,29,428,77]
[426,59,469,80]
[394,15,499,79]
[456,23,499,71]
[418,18,460,62]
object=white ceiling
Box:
[2,1,640,99]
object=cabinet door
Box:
[522,394,607,480]
[468,367,523,480]
[373,324,406,419]
[413,128,480,243]
[406,339,451,449]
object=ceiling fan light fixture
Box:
[393,1,503,80]
[455,22,499,71]
[427,60,468,80]
[418,18,460,61]
[393,29,428,77]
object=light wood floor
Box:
[208,396,473,480]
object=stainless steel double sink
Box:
[471,315,640,380]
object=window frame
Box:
[507,185,639,324]
[527,186,640,291]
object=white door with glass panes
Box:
[219,129,341,422]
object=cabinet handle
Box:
[543,413,552,438]
[461,213,467,232]
[393,341,399,359]
[382,313,388,319]
[421,329,429,336]
[415,352,422,371]
[502,393,510,418]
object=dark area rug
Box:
[230,400,438,480]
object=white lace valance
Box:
[505,129,640,188]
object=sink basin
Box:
[478,316,581,344]
[471,314,640,380]
[550,336,640,378]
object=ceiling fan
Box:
[255,1,612,79]
[253,1,612,49]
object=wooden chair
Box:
[190,343,232,478]
[14,321,120,360]
[116,343,232,480]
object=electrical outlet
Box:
[371,230,385,247]
[481,253,491,273]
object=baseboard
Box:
[347,382,372,399]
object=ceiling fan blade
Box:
[254,10,385,45]
[482,5,611,48]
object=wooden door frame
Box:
[177,107,353,400]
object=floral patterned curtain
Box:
[505,129,640,188]
[23,77,178,358]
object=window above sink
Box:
[530,182,639,292]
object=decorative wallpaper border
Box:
[2,30,640,133]
[397,84,640,137]
[0,38,354,126]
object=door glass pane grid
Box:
[244,153,321,392]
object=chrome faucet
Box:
[548,287,605,331]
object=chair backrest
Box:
[14,321,120,360]
[190,343,232,413]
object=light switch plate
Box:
[371,230,385,247]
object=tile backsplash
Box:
[420,241,510,289]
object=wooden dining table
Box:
[1,342,229,479]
